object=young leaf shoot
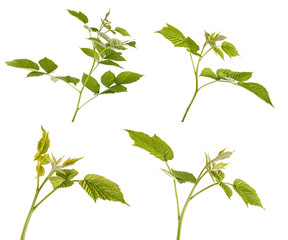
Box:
[156,24,273,122]
[126,130,264,240]
[20,127,128,240]
[6,10,143,122]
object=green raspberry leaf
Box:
[6,59,39,70]
[162,169,196,184]
[233,179,264,208]
[101,70,116,87]
[67,9,88,24]
[115,27,131,37]
[38,57,58,73]
[126,130,174,162]
[81,73,100,94]
[219,182,233,199]
[221,41,239,58]
[115,71,143,85]
[200,68,219,80]
[237,82,273,107]
[79,174,128,205]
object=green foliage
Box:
[156,24,200,56]
[67,9,88,24]
[200,68,219,80]
[57,76,80,86]
[126,130,174,162]
[162,169,196,184]
[62,157,83,167]
[115,27,131,36]
[216,69,252,81]
[101,70,116,87]
[80,48,99,60]
[100,60,122,68]
[26,71,46,77]
[219,182,233,199]
[38,57,58,73]
[79,174,128,205]
[115,71,143,84]
[233,179,263,208]
[101,84,127,94]
[6,59,39,70]
[50,169,78,189]
[221,42,239,58]
[237,82,273,106]
[81,73,100,94]
[35,126,50,160]
[6,9,141,122]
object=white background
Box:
[0,0,287,239]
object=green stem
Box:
[190,183,218,200]
[34,189,57,210]
[181,44,209,122]
[71,60,98,122]
[20,171,55,240]
[176,170,207,240]
[165,162,180,220]
[20,179,40,240]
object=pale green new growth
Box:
[20,127,128,240]
[6,9,143,122]
[156,24,273,122]
[127,130,264,240]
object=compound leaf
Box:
[79,174,128,205]
[67,9,88,24]
[6,59,39,70]
[126,130,174,162]
[81,73,100,94]
[237,82,273,107]
[221,41,239,58]
[38,57,58,73]
[233,179,263,208]
[115,71,143,85]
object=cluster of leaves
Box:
[126,129,263,208]
[35,126,128,204]
[6,9,142,121]
[156,24,273,122]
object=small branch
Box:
[34,189,57,210]
[165,162,180,220]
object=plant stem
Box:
[181,44,208,122]
[176,170,207,240]
[166,162,180,220]
[71,60,99,122]
[20,179,40,240]
[21,171,55,240]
